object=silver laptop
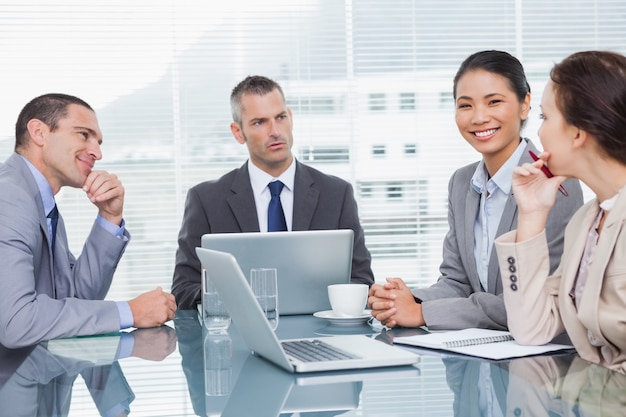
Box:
[196,247,420,373]
[201,229,353,315]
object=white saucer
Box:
[313,310,371,326]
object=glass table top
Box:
[0,310,622,417]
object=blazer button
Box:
[507,256,515,264]
[509,265,516,273]
[510,275,517,282]
[514,408,522,416]
[510,283,518,291]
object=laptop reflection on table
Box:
[221,353,421,417]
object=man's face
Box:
[40,104,103,193]
[230,89,294,177]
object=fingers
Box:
[83,170,124,204]
[385,277,407,290]
[83,170,125,225]
[370,305,398,328]
[129,288,178,328]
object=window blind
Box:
[1,0,623,297]
[2,1,625,415]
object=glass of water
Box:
[202,268,231,332]
[250,268,279,330]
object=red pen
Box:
[528,151,568,196]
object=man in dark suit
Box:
[172,75,373,309]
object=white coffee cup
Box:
[328,284,369,317]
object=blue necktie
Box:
[268,181,287,232]
[47,204,59,251]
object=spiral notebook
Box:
[393,328,574,360]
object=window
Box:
[368,93,387,111]
[300,146,349,162]
[399,92,416,110]
[372,145,386,156]
[1,1,617,413]
[0,0,613,297]
[439,91,454,108]
[287,96,336,113]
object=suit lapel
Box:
[558,202,600,356]
[489,194,517,293]
[51,214,73,298]
[226,163,261,232]
[292,162,319,231]
[578,192,626,339]
[463,186,480,287]
[488,140,533,293]
[7,154,58,296]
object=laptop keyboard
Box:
[282,339,360,362]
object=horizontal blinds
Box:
[1,1,624,416]
[1,0,624,296]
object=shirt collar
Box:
[471,138,527,195]
[600,185,625,211]
[17,154,56,215]
[247,156,296,195]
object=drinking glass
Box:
[202,268,231,332]
[250,268,279,330]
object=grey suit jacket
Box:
[413,139,584,330]
[172,160,374,309]
[0,153,129,348]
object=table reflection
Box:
[176,312,421,417]
[0,326,177,417]
[12,310,622,416]
[507,354,626,417]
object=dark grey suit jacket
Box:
[172,160,374,309]
[413,139,584,330]
[0,153,129,348]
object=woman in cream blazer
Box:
[495,50,626,372]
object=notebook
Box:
[201,229,354,315]
[393,328,574,360]
[195,247,420,373]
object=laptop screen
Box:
[201,230,354,315]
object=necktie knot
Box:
[47,204,59,220]
[268,180,284,197]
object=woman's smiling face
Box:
[454,69,530,174]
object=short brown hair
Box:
[15,93,93,151]
[230,75,285,124]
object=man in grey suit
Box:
[368,139,583,330]
[0,93,176,349]
[172,75,373,309]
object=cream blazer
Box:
[495,190,626,372]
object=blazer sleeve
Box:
[172,186,208,309]
[495,230,564,344]
[338,182,374,286]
